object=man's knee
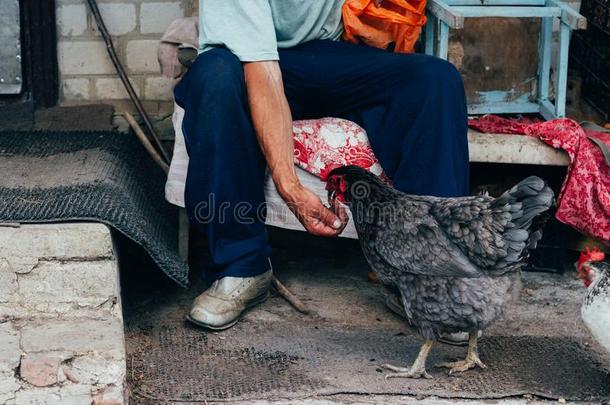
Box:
[177,48,245,102]
[421,56,463,89]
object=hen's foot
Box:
[435,355,486,374]
[382,340,434,379]
[382,363,432,379]
[436,331,486,375]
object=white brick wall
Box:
[140,2,184,34]
[97,3,137,36]
[56,0,192,115]
[126,39,161,73]
[62,78,90,100]
[58,41,116,75]
[145,76,176,100]
[57,4,88,37]
[95,77,141,99]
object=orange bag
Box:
[342,0,427,53]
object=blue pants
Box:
[174,40,469,281]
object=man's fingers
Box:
[305,204,344,236]
[331,198,348,223]
[316,203,343,230]
[307,221,342,237]
[284,185,347,237]
[329,199,349,234]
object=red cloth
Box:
[469,115,610,245]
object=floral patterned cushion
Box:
[292,117,386,181]
[166,104,385,208]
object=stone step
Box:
[0,223,113,261]
[0,223,120,317]
[0,223,126,404]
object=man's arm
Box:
[243,61,347,237]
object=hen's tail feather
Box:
[503,176,554,230]
[495,176,554,269]
[493,176,554,272]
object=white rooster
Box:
[577,247,610,354]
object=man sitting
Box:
[175,0,469,330]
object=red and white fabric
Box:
[292,117,388,181]
[469,115,610,245]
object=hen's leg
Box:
[436,331,487,374]
[382,340,434,379]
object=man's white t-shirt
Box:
[199,0,346,62]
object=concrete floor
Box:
[121,229,610,404]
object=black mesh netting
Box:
[127,316,610,402]
[0,130,188,286]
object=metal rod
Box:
[85,0,170,163]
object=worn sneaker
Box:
[385,293,482,346]
[187,269,272,331]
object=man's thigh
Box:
[278,40,451,119]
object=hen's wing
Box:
[363,199,483,278]
[430,177,554,275]
[430,195,516,273]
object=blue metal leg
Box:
[438,22,450,59]
[425,13,436,56]
[538,17,552,103]
[538,17,554,119]
[554,22,571,118]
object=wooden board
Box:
[448,18,541,108]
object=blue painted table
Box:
[425,0,587,118]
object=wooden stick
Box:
[272,276,310,314]
[124,112,170,175]
[85,0,170,163]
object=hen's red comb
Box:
[577,247,606,271]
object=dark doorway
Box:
[0,0,58,124]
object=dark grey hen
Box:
[326,165,554,379]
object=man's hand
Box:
[279,181,348,237]
[244,61,348,237]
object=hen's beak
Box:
[328,189,337,204]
